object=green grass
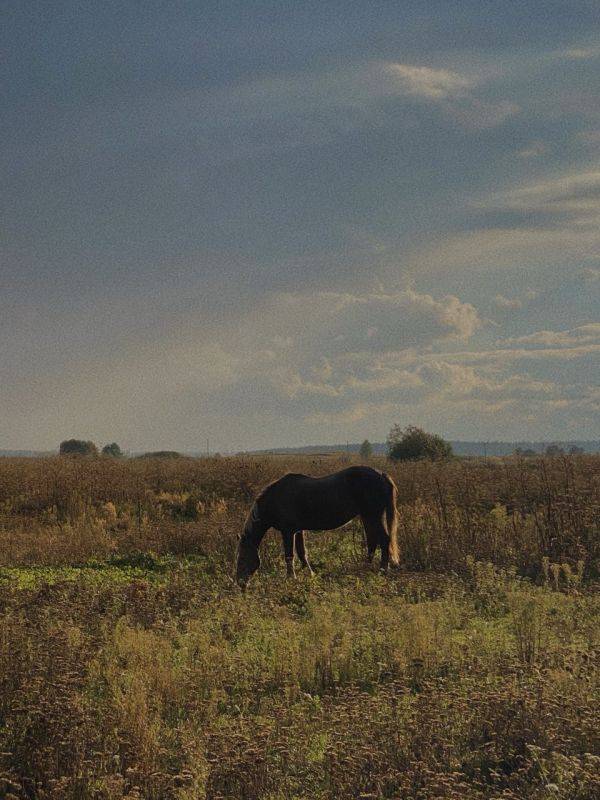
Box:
[0,553,211,588]
[1,553,598,800]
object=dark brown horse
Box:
[235,466,399,586]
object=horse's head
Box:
[235,501,264,587]
[235,535,261,587]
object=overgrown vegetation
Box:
[59,439,99,457]
[0,454,598,799]
[387,424,453,462]
[101,442,123,458]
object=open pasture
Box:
[0,455,599,799]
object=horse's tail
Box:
[383,473,400,566]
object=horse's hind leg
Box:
[295,531,313,574]
[361,515,379,566]
[362,514,390,572]
[281,530,296,578]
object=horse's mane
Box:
[258,472,307,499]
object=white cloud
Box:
[493,289,537,310]
[405,227,599,278]
[400,168,600,281]
[488,169,600,222]
[296,353,596,438]
[245,289,482,405]
[500,323,600,348]
[267,288,482,358]
[561,47,600,60]
[248,305,599,437]
[203,59,518,141]
[517,141,548,159]
[422,343,600,366]
[494,294,523,310]
[241,296,598,439]
[383,63,471,99]
[211,60,477,122]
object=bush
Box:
[387,425,452,462]
[101,442,123,458]
[59,439,98,457]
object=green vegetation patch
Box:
[0,553,208,589]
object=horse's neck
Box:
[243,521,268,547]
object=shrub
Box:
[387,424,453,462]
[101,442,123,458]
[59,439,98,457]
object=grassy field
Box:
[0,454,598,799]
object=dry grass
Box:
[1,453,598,577]
[0,454,598,799]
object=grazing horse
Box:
[235,466,399,586]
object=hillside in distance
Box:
[2,441,599,459]
[246,440,600,457]
[0,450,53,458]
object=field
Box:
[0,454,599,800]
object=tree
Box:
[59,439,98,457]
[359,439,373,460]
[387,424,453,462]
[569,445,584,455]
[101,442,123,458]
[545,444,564,457]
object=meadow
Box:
[0,454,598,800]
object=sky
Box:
[2,1,599,452]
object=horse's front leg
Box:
[295,531,314,575]
[281,530,296,578]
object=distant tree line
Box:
[59,439,123,457]
[58,441,187,459]
[57,432,589,462]
[515,444,585,457]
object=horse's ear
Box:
[236,532,241,541]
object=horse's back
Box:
[266,466,386,496]
[260,465,389,531]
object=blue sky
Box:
[2,1,599,451]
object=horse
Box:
[235,465,399,586]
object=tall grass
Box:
[0,454,598,799]
[0,454,598,577]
